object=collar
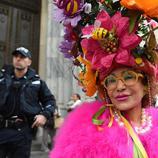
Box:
[2,65,38,80]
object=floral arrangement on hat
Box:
[81,10,141,80]
[53,0,158,97]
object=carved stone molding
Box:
[21,13,31,21]
[0,0,41,13]
[0,14,6,23]
[0,9,9,42]
[0,43,5,51]
[0,7,9,15]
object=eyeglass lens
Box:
[104,71,138,89]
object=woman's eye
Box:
[123,72,135,80]
[124,75,133,80]
[105,77,116,85]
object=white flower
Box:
[84,3,92,14]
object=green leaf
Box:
[128,11,141,33]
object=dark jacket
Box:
[0,65,55,120]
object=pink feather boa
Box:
[50,101,158,158]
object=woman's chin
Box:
[114,102,132,111]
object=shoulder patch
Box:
[35,74,39,77]
[1,69,5,72]
[32,80,40,85]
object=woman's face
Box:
[105,67,145,111]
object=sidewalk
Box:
[30,138,49,158]
[30,122,63,158]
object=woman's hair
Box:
[142,74,158,107]
[128,68,158,107]
[74,93,81,100]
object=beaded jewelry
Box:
[134,108,152,134]
[147,77,152,107]
[113,108,152,134]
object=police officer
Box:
[0,47,56,158]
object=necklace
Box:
[113,108,152,134]
[133,108,152,134]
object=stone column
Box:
[39,0,48,79]
[45,0,78,116]
[40,0,94,117]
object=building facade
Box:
[0,0,84,116]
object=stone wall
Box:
[39,0,84,116]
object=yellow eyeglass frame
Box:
[102,70,144,90]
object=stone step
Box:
[31,151,49,158]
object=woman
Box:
[50,0,158,157]
[50,67,158,157]
[67,93,82,112]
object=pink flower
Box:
[149,19,158,28]
[81,10,141,79]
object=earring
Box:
[104,88,111,104]
[143,86,148,95]
[147,77,152,107]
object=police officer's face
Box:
[13,54,32,71]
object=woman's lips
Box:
[115,95,129,101]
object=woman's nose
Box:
[116,79,126,91]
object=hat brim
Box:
[12,50,31,59]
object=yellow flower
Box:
[135,57,143,65]
[120,0,158,18]
[77,56,97,96]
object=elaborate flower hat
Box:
[53,0,158,98]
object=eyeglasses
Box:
[103,70,144,90]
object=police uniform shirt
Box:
[0,74,27,118]
[0,73,33,144]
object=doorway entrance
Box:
[0,0,41,71]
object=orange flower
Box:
[77,56,97,96]
[120,0,158,18]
